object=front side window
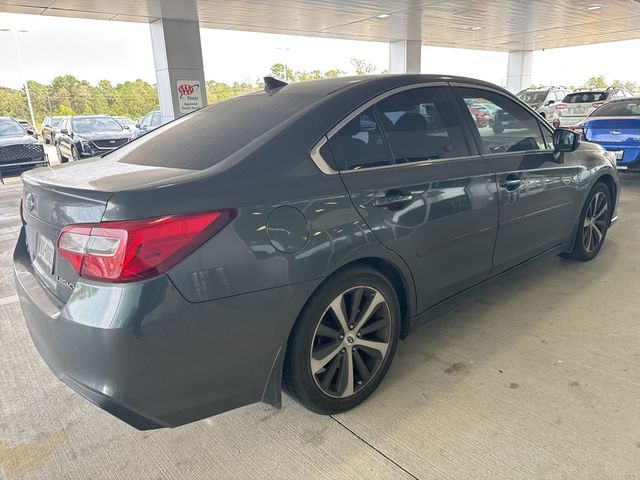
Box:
[140,113,152,128]
[457,87,546,154]
[328,107,392,171]
[150,113,162,127]
[375,87,469,163]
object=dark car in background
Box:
[15,75,618,430]
[575,97,640,171]
[0,117,48,176]
[55,115,134,163]
[134,109,162,138]
[16,119,38,139]
[41,116,63,145]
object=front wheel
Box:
[284,266,400,414]
[71,146,80,162]
[563,183,612,261]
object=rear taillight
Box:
[592,101,605,108]
[555,103,568,110]
[57,210,236,283]
[19,198,24,224]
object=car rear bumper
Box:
[14,227,317,429]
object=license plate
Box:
[612,150,624,160]
[36,235,55,274]
[501,121,509,126]
[574,107,584,114]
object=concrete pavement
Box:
[0,170,638,479]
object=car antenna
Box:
[263,76,288,95]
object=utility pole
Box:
[1,28,36,127]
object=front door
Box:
[328,85,499,313]
[453,86,581,273]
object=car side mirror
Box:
[123,125,130,130]
[135,123,140,129]
[60,128,69,135]
[553,128,580,162]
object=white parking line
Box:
[0,294,19,306]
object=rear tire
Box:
[284,266,400,414]
[56,145,68,164]
[562,182,612,261]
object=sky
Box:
[1,12,640,90]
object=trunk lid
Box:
[583,117,640,144]
[21,157,197,302]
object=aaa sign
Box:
[176,80,203,113]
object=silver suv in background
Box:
[517,86,571,120]
[553,87,634,128]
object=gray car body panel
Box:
[15,75,619,429]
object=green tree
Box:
[350,57,376,76]
[585,75,607,88]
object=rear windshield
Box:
[591,100,640,117]
[564,92,608,104]
[118,91,321,170]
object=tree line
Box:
[0,58,385,127]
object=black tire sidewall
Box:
[284,266,401,414]
[573,183,612,261]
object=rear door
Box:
[329,85,499,312]
[453,85,581,272]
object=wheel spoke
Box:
[358,318,388,336]
[311,341,343,374]
[320,352,342,390]
[336,347,354,397]
[594,203,608,220]
[353,292,384,333]
[348,287,363,325]
[352,348,372,383]
[591,224,603,243]
[355,338,389,359]
[316,323,341,340]
[328,296,349,334]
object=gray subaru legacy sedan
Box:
[14,75,619,429]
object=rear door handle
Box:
[499,175,524,191]
[373,192,413,208]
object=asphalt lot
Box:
[0,163,639,479]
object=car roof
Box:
[263,74,513,98]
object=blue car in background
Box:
[576,97,640,171]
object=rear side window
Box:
[328,107,392,170]
[375,87,469,163]
[457,87,546,154]
[564,92,607,103]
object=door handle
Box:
[373,192,413,208]
[499,175,524,191]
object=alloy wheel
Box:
[583,191,608,253]
[310,286,391,399]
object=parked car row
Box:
[38,110,163,164]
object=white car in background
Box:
[553,87,634,128]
